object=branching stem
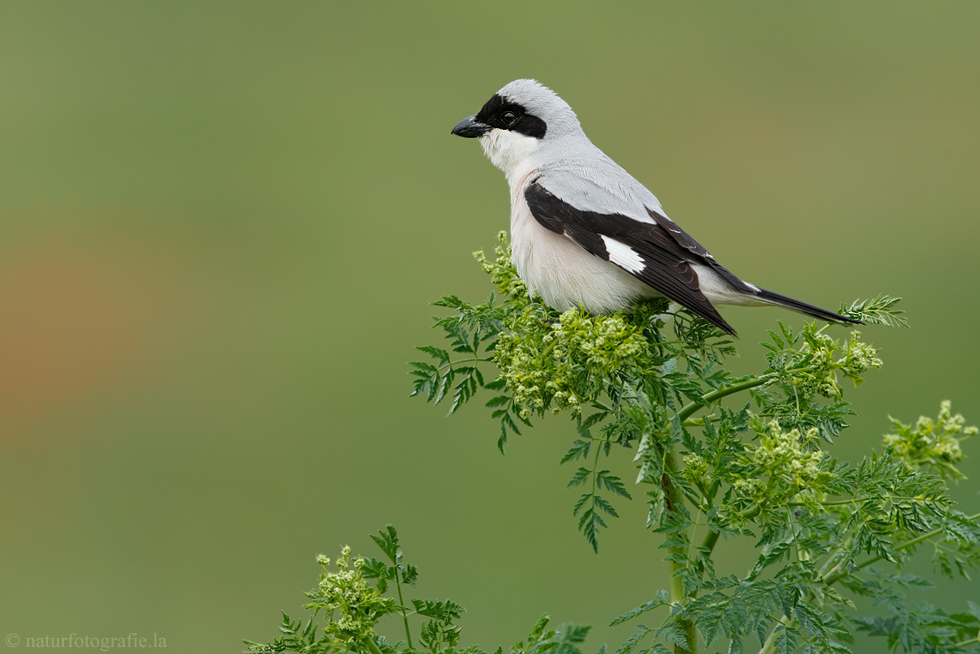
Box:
[663,446,697,654]
[757,616,793,654]
[823,511,980,585]
[676,366,812,423]
[393,564,414,649]
[364,634,387,654]
[700,502,762,558]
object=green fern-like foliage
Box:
[248,233,979,654]
[407,233,980,654]
[244,525,595,654]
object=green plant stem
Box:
[700,504,761,558]
[757,627,779,654]
[823,511,980,585]
[365,634,387,654]
[756,617,792,654]
[689,504,762,609]
[394,567,414,649]
[676,366,813,423]
[677,371,772,570]
[663,447,697,654]
[700,529,720,561]
[789,496,922,508]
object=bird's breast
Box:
[507,172,658,314]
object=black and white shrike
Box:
[451,79,860,336]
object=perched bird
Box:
[450,79,859,336]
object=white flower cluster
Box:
[884,400,977,479]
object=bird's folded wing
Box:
[525,177,740,332]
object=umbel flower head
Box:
[730,420,832,512]
[884,400,977,480]
[305,545,395,648]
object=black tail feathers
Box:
[754,287,863,326]
[673,288,861,339]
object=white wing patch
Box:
[600,235,645,273]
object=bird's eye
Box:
[502,111,518,126]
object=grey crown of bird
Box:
[450,79,860,337]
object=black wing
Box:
[524,180,745,335]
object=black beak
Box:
[451,115,490,138]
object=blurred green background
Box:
[1,3,978,652]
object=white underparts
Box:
[599,235,645,273]
[480,129,539,179]
[510,194,660,314]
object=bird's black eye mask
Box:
[475,94,547,139]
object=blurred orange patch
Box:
[0,239,155,429]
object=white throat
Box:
[480,129,539,179]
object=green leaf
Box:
[596,470,632,499]
[610,595,668,626]
[567,468,591,488]
[370,524,400,562]
[561,439,593,464]
[360,556,391,580]
[774,626,798,654]
[840,295,909,328]
[655,622,689,650]
[401,563,419,587]
[613,625,650,654]
[417,345,451,363]
[593,494,619,517]
[412,598,465,621]
[573,492,592,516]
